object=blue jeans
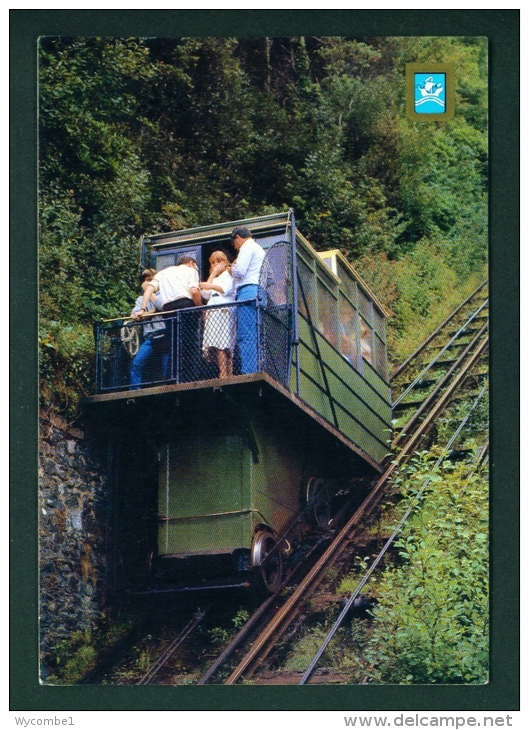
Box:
[236,284,266,374]
[130,335,169,387]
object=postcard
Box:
[11,8,518,717]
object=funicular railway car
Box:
[85,211,392,594]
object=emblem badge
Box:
[406,63,455,121]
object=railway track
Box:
[87,284,489,686]
[136,608,208,685]
[195,285,489,685]
[390,280,488,412]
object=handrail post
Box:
[290,210,300,396]
[256,297,262,373]
[175,311,180,384]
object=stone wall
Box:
[39,411,108,669]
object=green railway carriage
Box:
[86,211,392,593]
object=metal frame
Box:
[91,212,392,467]
[94,298,295,393]
[297,269,339,429]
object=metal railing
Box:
[94,300,293,394]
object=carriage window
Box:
[153,253,176,271]
[337,261,357,304]
[317,279,338,348]
[360,316,373,365]
[374,334,388,379]
[319,252,337,276]
[297,255,316,321]
[151,244,203,276]
[358,288,373,325]
[318,266,337,294]
[339,294,360,369]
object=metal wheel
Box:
[120,325,140,357]
[251,530,283,595]
[306,477,331,529]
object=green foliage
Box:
[232,607,250,630]
[364,454,489,684]
[208,626,230,646]
[39,38,158,325]
[207,606,251,647]
[48,630,97,684]
[38,35,488,413]
[40,320,94,419]
[356,243,484,364]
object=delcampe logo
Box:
[406,63,454,121]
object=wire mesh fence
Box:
[95,300,293,393]
[258,241,294,385]
[95,241,295,394]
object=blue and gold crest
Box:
[406,63,454,121]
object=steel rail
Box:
[392,322,489,449]
[136,608,207,685]
[197,536,327,685]
[223,336,488,684]
[392,299,488,408]
[299,385,488,684]
[390,280,487,381]
[473,440,489,471]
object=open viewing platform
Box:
[86,212,393,468]
[93,297,291,395]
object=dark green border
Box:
[406,63,455,121]
[11,9,519,711]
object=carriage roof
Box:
[141,211,390,319]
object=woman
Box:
[200,250,236,377]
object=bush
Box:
[356,242,486,365]
[364,452,489,684]
[40,320,95,420]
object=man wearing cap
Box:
[230,226,266,374]
[132,256,202,382]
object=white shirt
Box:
[201,269,236,306]
[231,238,265,289]
[150,264,199,305]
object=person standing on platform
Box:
[200,250,236,378]
[129,268,168,387]
[230,226,266,374]
[132,256,202,382]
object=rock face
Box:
[39,412,108,666]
